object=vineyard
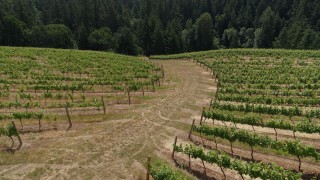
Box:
[2,47,320,179]
[0,46,162,151]
[152,49,320,179]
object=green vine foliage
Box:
[174,143,301,180]
[0,124,19,137]
[204,109,320,133]
[193,125,320,160]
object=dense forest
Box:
[0,0,320,55]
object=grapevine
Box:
[173,143,301,180]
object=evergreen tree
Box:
[274,27,289,48]
[2,16,27,46]
[239,27,254,48]
[195,12,213,50]
[258,7,276,48]
[0,20,3,43]
[298,28,317,49]
[29,25,47,47]
[114,27,138,55]
[254,28,263,48]
[45,24,75,49]
[1,0,320,53]
[78,24,89,50]
[88,27,113,51]
[255,0,267,25]
[151,19,165,55]
[181,19,193,52]
[142,17,152,56]
[222,28,240,48]
[165,18,182,54]
[215,14,228,39]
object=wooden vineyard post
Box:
[209,98,214,108]
[152,81,155,92]
[38,117,41,131]
[101,96,106,115]
[9,136,14,149]
[161,65,165,82]
[146,157,151,180]
[65,105,72,131]
[215,86,219,103]
[142,84,145,96]
[11,121,23,150]
[172,136,178,159]
[298,155,302,172]
[126,86,131,105]
[200,107,205,124]
[189,119,195,139]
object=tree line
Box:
[0,0,320,55]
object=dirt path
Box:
[0,60,216,179]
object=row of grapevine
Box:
[203,109,320,134]
[217,93,320,106]
[193,125,320,168]
[212,102,320,119]
[173,143,301,179]
[219,82,320,91]
[211,102,303,117]
[218,87,320,97]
